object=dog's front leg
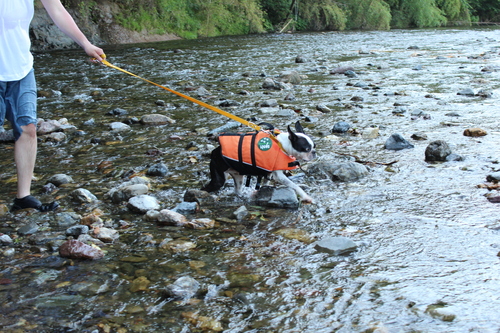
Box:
[227,169,245,196]
[272,171,313,203]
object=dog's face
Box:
[281,121,316,161]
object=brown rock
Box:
[59,240,104,260]
[463,128,487,137]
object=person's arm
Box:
[39,0,104,61]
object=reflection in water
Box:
[1,28,500,332]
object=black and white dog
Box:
[202,121,316,203]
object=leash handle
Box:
[96,54,261,132]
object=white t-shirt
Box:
[0,0,34,81]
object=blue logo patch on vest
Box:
[257,137,272,151]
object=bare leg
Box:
[15,123,37,198]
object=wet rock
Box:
[384,133,414,150]
[55,212,81,228]
[476,89,492,98]
[233,206,248,221]
[331,121,351,133]
[330,66,354,74]
[195,87,211,97]
[182,312,223,332]
[362,127,379,139]
[146,162,169,177]
[316,104,332,113]
[147,209,188,225]
[425,303,456,322]
[284,92,295,101]
[275,228,315,243]
[279,70,302,84]
[262,78,279,90]
[411,132,428,141]
[314,236,357,255]
[253,186,299,209]
[182,218,215,230]
[0,128,15,142]
[295,55,308,63]
[81,213,103,226]
[47,173,73,186]
[392,105,407,114]
[164,239,196,252]
[37,119,61,135]
[0,203,8,215]
[412,64,423,70]
[0,234,13,244]
[227,271,263,288]
[71,188,98,203]
[93,227,119,243]
[107,107,127,115]
[216,99,241,107]
[410,109,430,119]
[344,70,358,78]
[486,172,500,182]
[308,161,368,182]
[127,195,160,214]
[260,99,278,107]
[487,196,500,203]
[172,201,199,215]
[276,108,295,116]
[445,153,464,161]
[2,248,15,256]
[17,222,39,236]
[166,276,200,299]
[59,239,104,260]
[130,276,150,292]
[66,225,89,237]
[481,65,500,72]
[45,132,66,142]
[108,183,149,203]
[109,122,130,132]
[463,128,487,137]
[425,140,452,162]
[353,82,368,89]
[140,114,175,125]
[457,88,475,96]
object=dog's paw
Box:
[301,196,314,204]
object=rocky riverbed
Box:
[1,28,500,332]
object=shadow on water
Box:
[1,28,500,332]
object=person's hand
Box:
[84,44,105,62]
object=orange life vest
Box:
[219,131,299,174]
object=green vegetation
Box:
[111,0,265,39]
[63,0,499,39]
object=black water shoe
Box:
[11,195,60,212]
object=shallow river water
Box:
[1,28,500,332]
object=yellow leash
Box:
[98,55,261,131]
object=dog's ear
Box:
[258,122,275,132]
[287,124,298,142]
[294,121,305,134]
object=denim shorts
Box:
[0,69,37,141]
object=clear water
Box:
[1,28,500,332]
